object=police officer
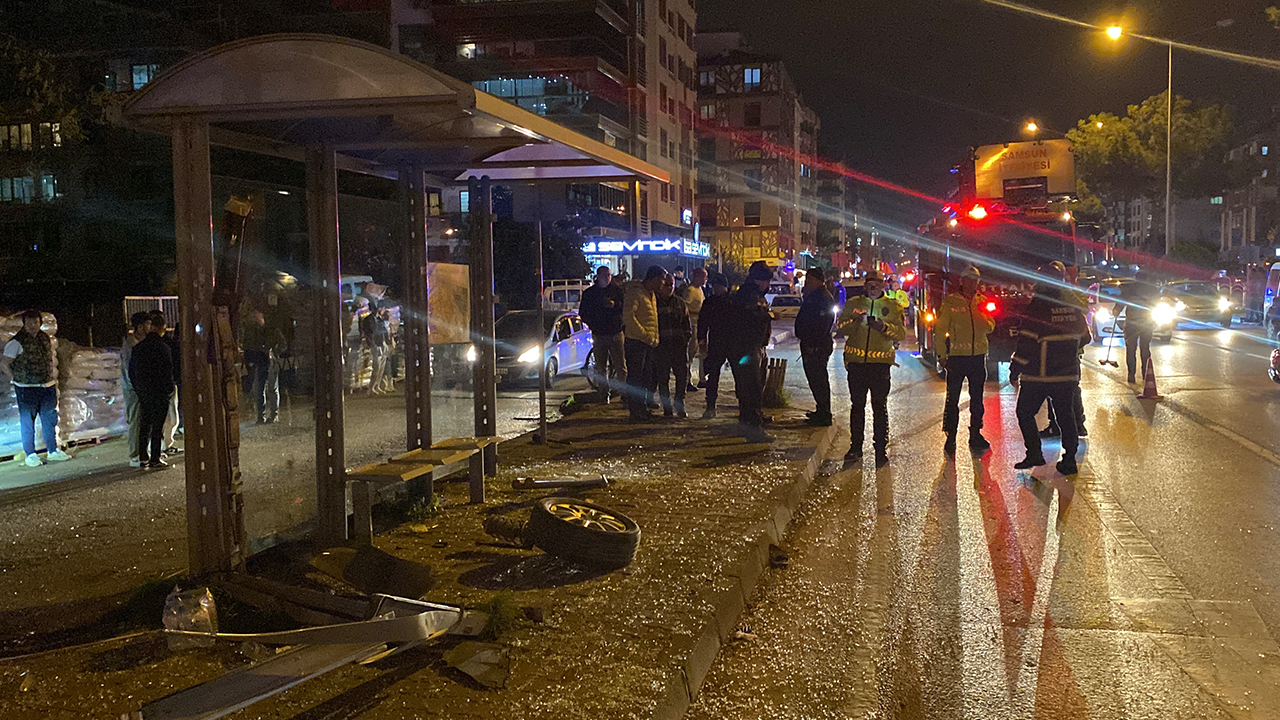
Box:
[1012,265,1092,476]
[697,274,733,418]
[1122,271,1157,384]
[726,261,774,442]
[936,266,995,456]
[795,267,836,427]
[837,270,906,467]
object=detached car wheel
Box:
[526,497,640,568]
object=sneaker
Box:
[147,458,169,469]
[1055,458,1079,476]
[24,454,43,467]
[1039,425,1061,438]
[805,413,833,427]
[686,383,699,393]
[701,408,717,420]
[164,446,183,456]
[943,434,956,457]
[969,435,991,452]
[129,458,143,468]
[1014,455,1046,469]
[47,450,71,462]
[1077,425,1088,438]
[677,410,688,419]
[875,452,890,469]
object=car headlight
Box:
[1095,306,1112,323]
[1218,296,1232,312]
[465,345,477,362]
[518,346,541,364]
[1152,302,1176,327]
[1174,300,1186,312]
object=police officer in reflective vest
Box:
[836,270,906,467]
[936,266,995,457]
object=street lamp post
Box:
[1108,20,1232,257]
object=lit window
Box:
[800,163,811,178]
[458,44,478,59]
[744,67,761,91]
[1211,196,1224,205]
[1264,146,1270,156]
[131,63,158,89]
[460,191,470,213]
[699,70,715,88]
[700,103,715,120]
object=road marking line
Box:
[1075,463,1192,600]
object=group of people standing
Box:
[122,311,182,469]
[580,260,778,442]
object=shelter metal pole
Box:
[536,221,547,445]
[401,166,433,458]
[470,176,497,493]
[307,145,347,543]
[173,119,239,575]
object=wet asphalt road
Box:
[690,325,1280,719]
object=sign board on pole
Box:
[973,139,1075,201]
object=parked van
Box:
[543,279,592,312]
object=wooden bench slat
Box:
[389,447,475,466]
[431,435,501,450]
[346,462,436,483]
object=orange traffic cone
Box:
[1136,356,1161,400]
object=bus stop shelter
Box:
[122,34,667,576]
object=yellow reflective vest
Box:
[935,292,995,360]
[838,294,906,365]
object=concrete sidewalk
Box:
[0,384,839,719]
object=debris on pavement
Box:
[512,474,610,491]
[731,625,758,642]
[161,587,218,650]
[482,514,532,547]
[768,544,790,569]
[443,641,511,689]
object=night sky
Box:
[699,0,1280,214]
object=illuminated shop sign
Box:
[583,238,711,258]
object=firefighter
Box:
[1012,264,1092,476]
[936,266,995,456]
[836,270,906,468]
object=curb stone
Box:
[652,424,839,720]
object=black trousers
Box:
[703,346,729,409]
[1046,385,1086,431]
[730,348,766,427]
[654,341,689,413]
[801,350,832,416]
[1125,323,1153,381]
[1017,381,1079,460]
[137,392,171,464]
[624,338,656,418]
[943,354,986,435]
[847,363,891,454]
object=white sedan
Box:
[770,294,803,321]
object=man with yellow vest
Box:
[936,266,995,457]
[837,270,906,467]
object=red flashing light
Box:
[967,204,989,221]
[903,271,916,283]
[985,301,998,314]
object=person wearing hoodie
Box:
[836,270,906,468]
[1011,263,1092,476]
[935,266,995,456]
[623,265,666,421]
[794,267,836,427]
[725,261,775,442]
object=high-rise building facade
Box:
[695,32,818,274]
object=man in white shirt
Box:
[683,267,707,390]
[0,310,71,466]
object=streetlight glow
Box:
[1106,25,1123,40]
[1096,121,1104,128]
[1025,121,1039,133]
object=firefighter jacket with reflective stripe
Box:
[935,292,995,360]
[1011,290,1092,382]
[838,294,906,365]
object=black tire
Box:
[581,349,601,390]
[526,497,640,568]
[544,357,558,388]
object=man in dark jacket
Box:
[1121,272,1157,384]
[1012,269,1092,476]
[654,274,693,418]
[130,314,177,469]
[726,261,775,442]
[579,266,626,399]
[795,267,835,427]
[697,274,732,418]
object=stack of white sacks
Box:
[0,311,127,457]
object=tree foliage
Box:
[1067,92,1235,205]
[0,36,84,141]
